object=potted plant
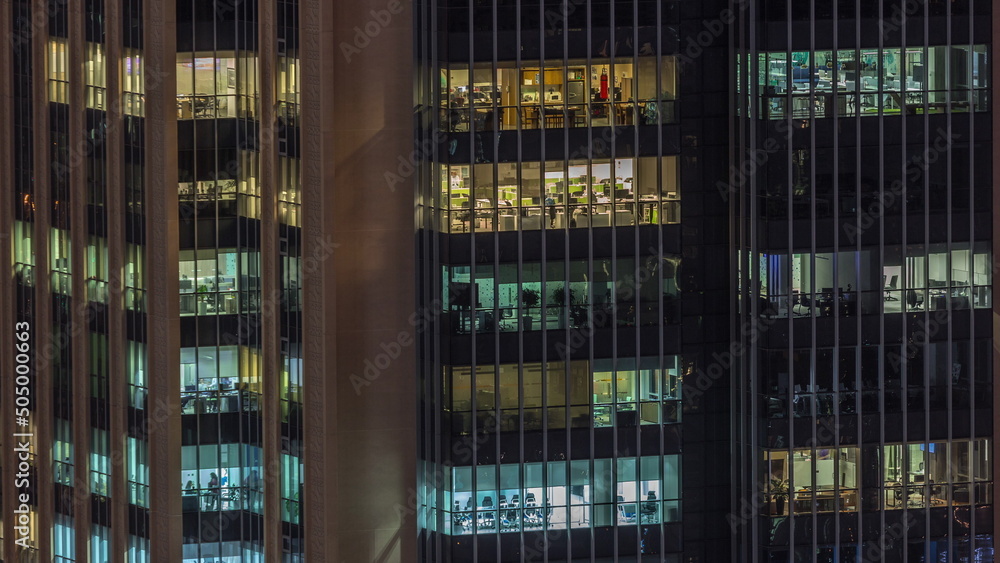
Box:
[770,478,789,515]
[551,287,576,305]
[521,288,540,331]
[197,284,210,314]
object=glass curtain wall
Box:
[176,0,265,558]
[277,2,304,558]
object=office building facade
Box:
[732,0,997,561]
[0,0,997,562]
[414,0,733,561]
[0,0,416,561]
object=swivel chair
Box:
[641,491,658,522]
[884,274,899,301]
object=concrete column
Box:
[102,0,130,558]
[302,0,417,560]
[144,0,181,559]
[258,0,283,560]
[31,0,53,558]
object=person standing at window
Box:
[206,472,221,510]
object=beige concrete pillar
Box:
[302,0,417,560]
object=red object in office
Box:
[600,69,609,100]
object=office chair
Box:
[906,289,923,310]
[641,491,658,522]
[512,494,521,507]
[498,494,507,508]
[478,511,496,529]
[500,509,518,531]
[885,275,899,300]
[522,506,543,527]
[453,505,471,529]
[482,496,493,509]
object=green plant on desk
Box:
[196,285,212,315]
[770,478,789,515]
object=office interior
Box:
[764,439,992,516]
[443,357,682,434]
[180,444,263,513]
[442,256,680,334]
[178,248,263,315]
[179,345,261,414]
[440,157,679,233]
[175,52,256,119]
[758,45,989,118]
[434,456,681,535]
[440,57,678,131]
[757,243,991,318]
